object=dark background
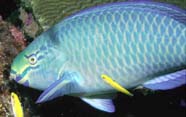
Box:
[16,83,186,117]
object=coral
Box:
[24,0,127,30]
[0,15,26,116]
[20,0,186,31]
[9,26,26,50]
[19,8,39,38]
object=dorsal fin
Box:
[64,2,186,25]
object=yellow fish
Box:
[101,74,133,96]
[11,92,24,117]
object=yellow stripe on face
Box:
[18,75,29,84]
[17,64,30,84]
[18,64,29,75]
[101,74,133,96]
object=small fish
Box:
[101,74,133,96]
[10,2,186,113]
[11,92,23,117]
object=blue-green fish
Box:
[10,2,186,113]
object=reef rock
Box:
[0,15,26,116]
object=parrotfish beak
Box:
[9,69,29,87]
[9,69,17,80]
[10,70,21,81]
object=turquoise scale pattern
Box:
[53,3,186,91]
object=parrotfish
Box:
[10,2,186,113]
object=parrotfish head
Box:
[10,31,68,90]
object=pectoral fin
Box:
[101,74,133,96]
[81,98,115,113]
[36,72,83,103]
[36,78,71,103]
[143,69,186,90]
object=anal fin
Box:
[143,69,186,90]
[81,98,115,113]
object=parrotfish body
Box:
[10,2,186,112]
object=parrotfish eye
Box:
[27,55,37,65]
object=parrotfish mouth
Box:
[9,70,29,87]
[9,70,17,80]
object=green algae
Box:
[154,0,186,9]
[23,0,127,30]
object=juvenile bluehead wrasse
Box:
[10,2,186,113]
[11,92,23,117]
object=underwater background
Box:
[0,0,185,117]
